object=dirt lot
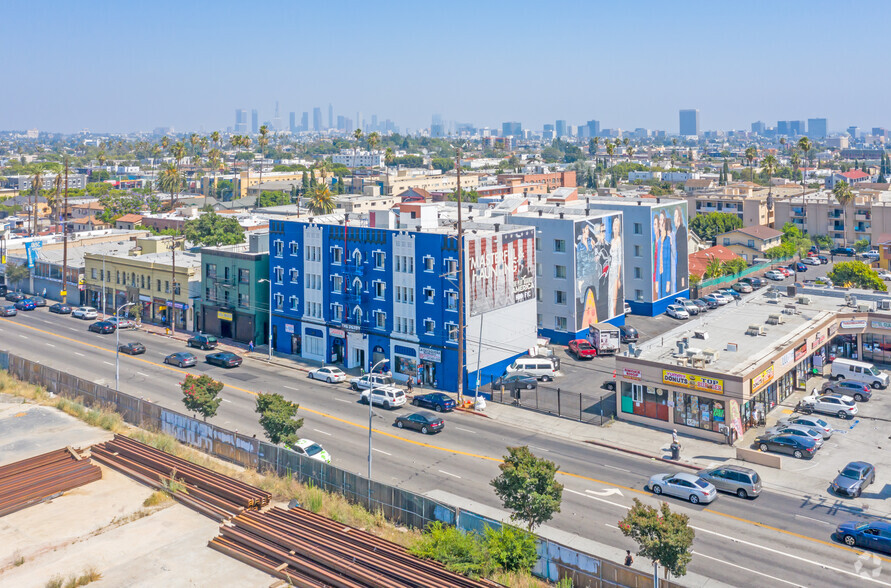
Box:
[0,397,273,588]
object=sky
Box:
[1,0,886,135]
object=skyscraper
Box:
[587,120,601,138]
[555,120,567,138]
[807,118,828,139]
[751,121,766,134]
[251,109,259,134]
[679,109,700,136]
[502,121,521,137]
[313,107,322,132]
[301,112,309,132]
[328,103,333,130]
[777,121,790,136]
[235,109,248,134]
[789,120,805,136]
[289,112,296,133]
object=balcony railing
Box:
[343,263,364,276]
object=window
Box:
[224,267,230,281]
[723,238,730,245]
[554,239,566,252]
[446,291,458,310]
[331,247,342,264]
[274,267,284,284]
[536,263,542,277]
[238,293,249,308]
[555,316,568,330]
[239,269,250,283]
[224,290,229,303]
[373,251,385,269]
[290,268,299,283]
[157,279,161,292]
[673,391,726,432]
[140,275,145,289]
[116,271,120,285]
[537,314,543,328]
[424,257,435,271]
[332,276,342,292]
[274,240,283,257]
[165,280,170,293]
[423,287,434,302]
[633,222,642,235]
[634,267,641,279]
[205,287,211,301]
[447,323,458,342]
[274,293,284,311]
[91,268,97,279]
[634,245,641,257]
[290,296,299,311]
[374,281,386,299]
[424,319,435,335]
[635,289,644,301]
[555,291,567,304]
[535,237,541,251]
[555,265,566,279]
[748,239,755,248]
[375,311,386,328]
[289,241,298,256]
[536,288,542,301]
[446,259,457,275]
[331,303,342,320]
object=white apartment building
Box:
[331,149,385,168]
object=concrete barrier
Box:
[736,447,783,469]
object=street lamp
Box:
[258,278,273,361]
[367,358,389,502]
[115,302,135,390]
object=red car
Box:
[568,339,597,359]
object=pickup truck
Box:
[350,373,397,391]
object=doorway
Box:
[354,348,366,370]
[291,334,301,355]
[331,339,344,364]
[220,319,232,339]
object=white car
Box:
[106,316,136,329]
[704,293,730,306]
[350,373,396,391]
[764,270,785,281]
[360,386,406,409]
[666,304,690,320]
[649,472,717,504]
[799,394,858,419]
[286,439,331,464]
[878,271,891,281]
[778,415,834,439]
[802,256,821,265]
[72,306,98,320]
[673,298,700,315]
[307,366,347,383]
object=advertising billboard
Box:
[466,228,535,316]
[651,203,689,301]
[574,214,624,330]
[662,370,724,394]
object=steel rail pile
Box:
[0,447,101,517]
[90,435,270,521]
[210,506,500,588]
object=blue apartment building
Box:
[266,207,537,394]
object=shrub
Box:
[409,522,491,578]
[485,524,538,573]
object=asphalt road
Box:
[2,307,890,587]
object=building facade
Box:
[716,226,784,262]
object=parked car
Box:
[0,305,18,317]
[350,373,396,390]
[798,394,859,419]
[29,296,46,307]
[879,271,891,281]
[692,298,712,312]
[107,316,137,330]
[395,411,444,434]
[206,351,242,368]
[754,433,818,459]
[187,333,218,350]
[72,306,98,320]
[504,357,557,381]
[286,439,331,464]
[4,292,24,302]
[673,298,701,315]
[648,472,717,504]
[88,321,115,334]
[777,415,833,439]
[491,373,538,392]
[164,352,198,367]
[360,386,406,409]
[764,270,785,281]
[118,342,146,355]
[732,282,754,293]
[568,339,597,359]
[740,277,766,289]
[802,256,821,265]
[619,325,639,343]
[14,298,36,311]
[790,262,808,272]
[49,303,72,314]
[765,424,824,448]
[831,461,876,498]
[697,465,762,499]
[821,380,872,402]
[623,302,632,315]
[719,288,741,301]
[830,247,856,256]
[862,249,880,260]
[666,304,690,319]
[778,267,793,277]
[410,392,456,412]
[836,520,891,553]
[703,293,728,306]
[309,366,347,383]
[817,255,829,264]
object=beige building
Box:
[717,225,784,261]
[83,236,201,331]
[686,182,811,228]
[773,187,891,246]
[382,170,479,196]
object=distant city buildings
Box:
[679,109,700,136]
[251,109,259,134]
[234,109,248,134]
[807,118,828,139]
[502,121,521,137]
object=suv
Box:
[830,247,855,256]
[187,334,218,350]
[350,373,396,391]
[360,386,406,409]
[697,465,762,499]
[821,380,872,402]
[673,298,700,315]
[740,277,766,289]
[798,394,858,419]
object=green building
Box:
[199,231,269,344]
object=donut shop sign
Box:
[662,370,724,394]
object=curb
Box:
[583,439,704,471]
[454,406,492,419]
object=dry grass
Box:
[491,570,553,588]
[56,567,102,588]
[12,551,25,567]
[142,490,173,507]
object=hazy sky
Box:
[2,0,884,135]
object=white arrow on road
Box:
[586,488,624,497]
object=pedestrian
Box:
[812,387,819,397]
[407,377,413,393]
[624,550,633,566]
[248,340,255,353]
[671,429,679,444]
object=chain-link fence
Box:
[488,383,617,424]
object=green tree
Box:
[761,154,778,200]
[180,374,224,420]
[828,261,887,291]
[491,446,563,530]
[853,238,871,253]
[689,212,743,241]
[97,191,146,222]
[256,392,304,445]
[619,498,695,579]
[704,256,724,278]
[410,522,492,578]
[832,180,855,244]
[721,159,729,186]
[307,184,335,215]
[5,262,30,285]
[722,258,747,276]
[797,137,813,185]
[255,189,291,208]
[431,157,455,172]
[182,211,245,246]
[744,146,757,182]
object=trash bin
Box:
[670,442,680,460]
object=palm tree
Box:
[367,131,380,169]
[30,167,43,236]
[626,146,634,160]
[258,124,270,194]
[307,183,335,215]
[384,147,394,171]
[207,147,222,206]
[160,136,170,150]
[605,142,615,168]
[157,163,183,203]
[790,151,801,182]
[49,173,63,227]
[797,136,812,186]
[832,180,855,245]
[167,142,187,209]
[779,137,786,153]
[744,146,757,182]
[705,255,723,279]
[761,153,778,207]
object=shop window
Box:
[673,391,725,432]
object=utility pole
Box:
[61,158,69,304]
[171,233,177,336]
[456,149,465,405]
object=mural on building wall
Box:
[466,228,535,316]
[575,213,624,329]
[651,203,689,300]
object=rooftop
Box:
[727,225,783,240]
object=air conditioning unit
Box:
[766,314,785,325]
[702,349,720,363]
[746,324,766,336]
[878,299,891,311]
[857,303,872,313]
[797,296,812,305]
[693,330,709,340]
[676,357,689,366]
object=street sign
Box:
[60,290,67,296]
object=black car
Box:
[619,325,639,343]
[830,247,855,256]
[165,352,198,367]
[118,342,146,355]
[4,291,24,302]
[88,321,116,334]
[491,373,538,392]
[187,333,218,350]
[0,305,18,317]
[206,351,242,368]
[691,299,710,313]
[394,411,444,434]
[49,303,72,314]
[817,255,829,264]
[741,277,766,289]
[754,433,818,459]
[410,392,456,412]
[697,297,718,309]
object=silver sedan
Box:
[649,472,718,504]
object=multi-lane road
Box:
[2,308,890,587]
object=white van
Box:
[504,357,558,382]
[831,358,889,389]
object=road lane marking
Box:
[45,343,55,347]
[527,445,550,452]
[103,361,113,366]
[222,399,232,403]
[565,488,628,510]
[603,464,630,473]
[454,426,475,433]
[136,372,149,377]
[313,429,332,436]
[18,335,27,339]
[335,398,351,403]
[372,448,391,455]
[604,524,619,530]
[74,352,85,357]
[438,470,461,479]
[283,385,299,391]
[795,514,833,526]
[691,550,800,587]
